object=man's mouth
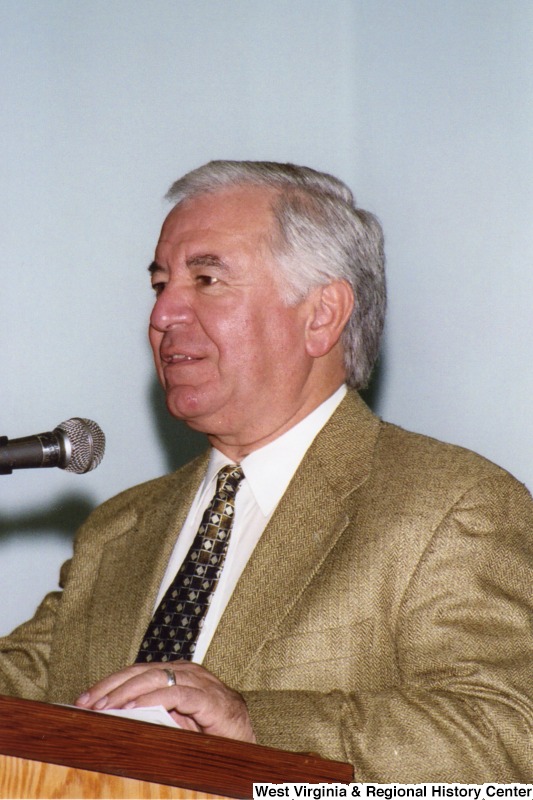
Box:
[162,352,201,364]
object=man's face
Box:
[149,186,325,455]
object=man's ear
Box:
[305,280,354,358]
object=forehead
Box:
[157,185,278,256]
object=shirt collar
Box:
[207,384,347,516]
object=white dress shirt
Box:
[154,384,347,663]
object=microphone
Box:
[0,418,105,475]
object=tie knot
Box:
[216,465,244,497]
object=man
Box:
[0,161,532,781]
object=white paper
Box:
[61,703,182,729]
[101,704,182,728]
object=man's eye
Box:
[151,282,166,296]
[196,275,219,287]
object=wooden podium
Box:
[0,695,353,798]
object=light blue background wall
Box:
[1,1,531,636]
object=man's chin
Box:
[164,389,219,431]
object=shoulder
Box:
[327,389,532,516]
[380,419,533,529]
[376,414,526,490]
[377,417,508,482]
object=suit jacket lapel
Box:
[86,454,209,680]
[204,391,380,685]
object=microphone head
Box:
[55,418,106,474]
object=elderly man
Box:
[0,161,532,782]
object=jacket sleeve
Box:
[0,559,71,700]
[242,475,533,782]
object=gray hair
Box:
[166,160,386,389]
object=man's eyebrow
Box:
[185,254,229,270]
[147,255,229,275]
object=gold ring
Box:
[163,668,177,687]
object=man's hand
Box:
[75,661,256,742]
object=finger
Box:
[125,679,253,741]
[76,665,144,707]
[168,709,202,732]
[123,685,193,713]
[77,665,170,710]
[124,682,229,735]
[75,660,191,709]
[142,660,213,686]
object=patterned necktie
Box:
[136,464,244,663]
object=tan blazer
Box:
[1,391,532,781]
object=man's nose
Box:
[149,285,196,331]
